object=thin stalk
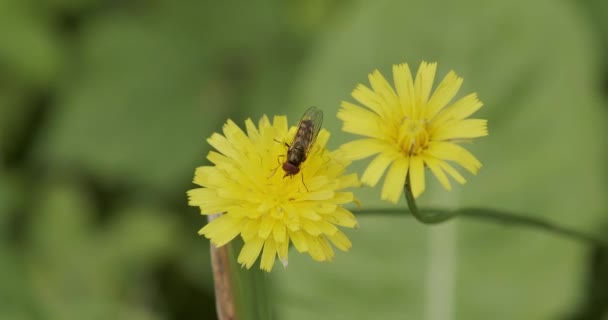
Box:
[208,214,237,320]
[404,173,456,224]
[357,207,608,248]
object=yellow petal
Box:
[306,235,327,261]
[237,237,265,269]
[338,101,385,138]
[272,222,287,243]
[426,141,482,174]
[327,230,352,251]
[333,192,354,204]
[324,207,358,228]
[361,152,398,187]
[424,71,463,120]
[260,238,277,272]
[207,132,239,160]
[381,157,409,203]
[294,206,321,221]
[258,216,275,239]
[223,119,252,153]
[424,156,452,191]
[340,139,392,160]
[245,118,260,142]
[409,156,426,198]
[273,115,289,136]
[438,161,466,185]
[241,219,261,241]
[319,237,335,261]
[300,190,334,201]
[288,229,309,252]
[277,239,289,261]
[432,93,483,124]
[188,189,238,214]
[369,69,399,118]
[199,214,244,246]
[433,119,488,140]
[352,84,384,117]
[316,220,338,236]
[336,173,361,190]
[258,115,271,130]
[393,63,415,117]
[301,218,322,236]
[414,61,437,113]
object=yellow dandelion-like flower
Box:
[338,61,488,203]
[187,114,360,272]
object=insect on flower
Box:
[282,106,324,178]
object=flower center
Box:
[398,118,429,156]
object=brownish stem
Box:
[208,214,237,320]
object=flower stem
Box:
[207,214,272,320]
[404,173,457,224]
[208,214,237,320]
[358,206,608,248]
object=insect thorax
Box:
[287,146,306,165]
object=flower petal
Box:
[207,132,239,160]
[432,93,483,124]
[337,62,487,202]
[318,237,335,261]
[432,119,488,140]
[238,237,265,269]
[272,222,287,243]
[438,161,466,185]
[369,69,399,118]
[241,218,261,241]
[393,63,415,117]
[381,157,409,203]
[191,112,363,271]
[258,216,275,239]
[426,141,482,174]
[424,70,463,120]
[260,238,277,272]
[338,101,385,138]
[288,229,309,252]
[414,61,437,112]
[336,173,361,189]
[187,188,232,214]
[424,156,452,191]
[324,207,358,228]
[408,156,426,198]
[361,152,398,187]
[339,138,390,160]
[199,214,244,246]
[327,230,352,251]
[306,234,327,261]
[352,84,384,116]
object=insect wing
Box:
[291,107,323,154]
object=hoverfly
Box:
[282,106,323,178]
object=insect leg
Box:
[300,171,309,192]
[268,155,285,178]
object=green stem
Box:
[357,206,608,248]
[404,173,457,224]
[401,174,607,247]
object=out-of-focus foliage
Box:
[1,0,607,319]
[275,0,608,319]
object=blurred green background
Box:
[1,0,608,319]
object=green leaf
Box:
[228,239,273,320]
[35,8,226,191]
[273,0,607,319]
[0,0,63,86]
[23,179,182,319]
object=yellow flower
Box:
[338,62,488,203]
[188,115,360,272]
